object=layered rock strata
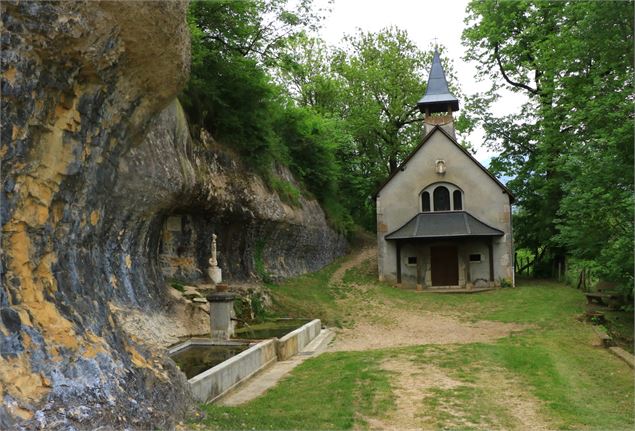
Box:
[1,1,346,428]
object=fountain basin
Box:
[170,342,250,379]
[168,338,277,403]
[276,319,322,361]
[168,319,323,402]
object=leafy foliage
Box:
[277,28,464,229]
[463,0,634,292]
[182,1,468,233]
[181,0,353,232]
[332,28,430,175]
[181,0,280,165]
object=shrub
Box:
[171,281,185,292]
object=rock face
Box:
[1,1,345,429]
[141,104,348,286]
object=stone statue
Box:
[209,234,218,267]
[207,234,222,284]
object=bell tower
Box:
[416,49,459,138]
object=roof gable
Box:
[374,126,514,203]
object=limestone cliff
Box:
[0,1,345,429]
[125,101,347,287]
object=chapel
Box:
[375,50,514,289]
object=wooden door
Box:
[431,246,459,286]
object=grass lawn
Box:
[193,252,635,430]
[195,351,393,430]
[265,256,348,327]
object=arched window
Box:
[422,191,430,212]
[433,186,450,211]
[453,190,462,210]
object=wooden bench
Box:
[596,281,618,292]
[584,292,623,309]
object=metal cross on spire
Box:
[432,37,439,49]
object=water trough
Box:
[168,319,323,403]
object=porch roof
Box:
[385,211,504,240]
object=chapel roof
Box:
[373,125,515,202]
[417,50,459,114]
[384,211,504,240]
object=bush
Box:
[268,175,301,207]
[181,0,355,237]
[499,278,513,288]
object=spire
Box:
[417,50,459,114]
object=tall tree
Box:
[333,27,431,175]
[277,28,465,228]
[181,0,323,162]
[332,29,466,227]
[276,35,344,114]
[463,0,634,290]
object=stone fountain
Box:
[205,234,235,340]
[207,291,236,340]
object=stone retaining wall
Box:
[182,339,277,403]
[276,319,322,361]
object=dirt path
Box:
[362,357,550,430]
[328,248,527,352]
[330,246,376,285]
[362,358,464,430]
[327,247,550,430]
[330,312,527,352]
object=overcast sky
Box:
[314,0,527,164]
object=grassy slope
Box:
[195,255,634,430]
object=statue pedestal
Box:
[208,266,222,284]
[207,292,236,340]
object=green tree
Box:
[463,0,634,291]
[180,0,322,165]
[277,28,467,229]
[332,29,467,228]
[333,28,431,175]
[181,0,353,233]
[276,35,344,114]
[273,104,354,233]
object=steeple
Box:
[417,50,459,137]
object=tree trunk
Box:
[389,157,398,173]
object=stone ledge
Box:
[608,346,635,369]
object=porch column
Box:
[464,242,471,288]
[488,238,494,282]
[396,241,402,284]
[416,244,423,290]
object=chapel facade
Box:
[375,50,514,289]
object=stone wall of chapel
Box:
[376,130,513,286]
